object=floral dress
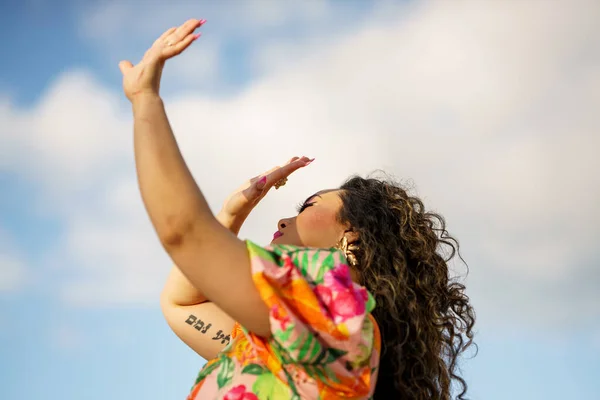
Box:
[187,241,381,400]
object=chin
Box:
[271,236,293,246]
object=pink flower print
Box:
[329,289,366,320]
[324,263,354,289]
[271,304,292,330]
[318,263,368,322]
[223,385,259,400]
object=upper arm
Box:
[162,219,271,337]
[160,299,236,360]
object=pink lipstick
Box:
[273,231,283,240]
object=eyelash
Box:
[296,202,314,214]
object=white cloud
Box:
[1,0,599,335]
[0,254,26,292]
[0,229,27,293]
[80,0,337,42]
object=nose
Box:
[278,218,290,230]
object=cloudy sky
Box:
[1,0,599,399]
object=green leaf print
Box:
[252,372,290,400]
[298,335,317,361]
[288,331,318,362]
[323,347,348,364]
[307,337,324,361]
[241,363,267,375]
[249,242,277,264]
[192,359,221,388]
[301,251,310,276]
[303,364,338,384]
[312,346,347,365]
[275,323,294,343]
[216,356,235,389]
[365,291,376,312]
[311,249,321,265]
[315,252,334,283]
[322,365,341,384]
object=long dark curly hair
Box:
[337,176,476,400]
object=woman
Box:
[120,19,475,399]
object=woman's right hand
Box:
[218,156,314,234]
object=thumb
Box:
[255,176,268,192]
[118,60,134,75]
[241,176,267,202]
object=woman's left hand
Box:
[119,19,205,102]
[218,156,314,234]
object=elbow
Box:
[157,215,225,253]
[157,217,196,250]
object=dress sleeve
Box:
[244,241,381,397]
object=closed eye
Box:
[296,202,315,214]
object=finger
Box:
[243,176,267,202]
[155,27,177,45]
[170,18,205,44]
[164,32,200,58]
[118,60,134,74]
[260,157,299,177]
[286,156,300,165]
[266,157,314,186]
[255,176,268,191]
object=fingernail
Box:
[306,158,315,164]
[193,33,201,40]
[199,19,207,25]
[257,176,267,188]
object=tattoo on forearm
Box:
[185,314,212,334]
[184,314,231,344]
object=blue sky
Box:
[1,1,599,399]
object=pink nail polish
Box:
[258,176,267,185]
[199,19,207,25]
[193,33,201,40]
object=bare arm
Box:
[121,20,306,348]
[160,213,237,360]
[133,94,270,337]
[160,212,239,306]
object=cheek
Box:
[296,208,339,244]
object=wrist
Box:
[131,91,162,109]
[216,211,246,235]
[216,211,234,227]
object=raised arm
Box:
[119,19,311,338]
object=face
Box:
[271,189,348,248]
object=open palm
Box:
[119,19,205,102]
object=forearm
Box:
[132,94,214,244]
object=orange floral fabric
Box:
[187,241,381,399]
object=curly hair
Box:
[337,176,476,400]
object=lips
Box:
[273,231,283,240]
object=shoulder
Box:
[246,241,348,281]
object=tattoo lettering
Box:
[212,329,231,345]
[185,314,212,334]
